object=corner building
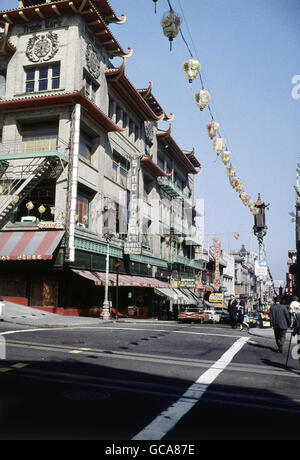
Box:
[0,0,203,319]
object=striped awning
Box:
[72,269,171,288]
[0,230,64,261]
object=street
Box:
[0,321,300,441]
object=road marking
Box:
[10,363,28,369]
[132,336,249,440]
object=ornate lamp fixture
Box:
[38,204,46,219]
[206,120,219,139]
[161,9,182,50]
[194,89,211,111]
[183,58,201,84]
[26,201,34,214]
[213,137,226,156]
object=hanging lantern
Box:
[161,9,182,51]
[194,89,211,111]
[221,151,232,165]
[12,194,19,205]
[50,206,56,216]
[213,138,226,156]
[38,204,46,219]
[153,0,158,13]
[82,215,88,224]
[178,236,184,244]
[239,192,251,206]
[206,120,219,139]
[235,180,244,192]
[229,176,239,188]
[234,232,240,240]
[26,201,34,214]
[250,205,259,216]
[183,58,201,84]
[226,166,235,177]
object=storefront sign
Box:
[179,278,196,288]
[124,241,142,255]
[255,261,268,278]
[38,222,64,229]
[209,293,224,303]
[0,254,46,261]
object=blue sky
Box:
[1,0,299,282]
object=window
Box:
[25,64,60,93]
[112,152,129,188]
[84,76,96,102]
[21,121,58,153]
[76,192,90,227]
[0,72,6,98]
[79,134,92,163]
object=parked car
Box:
[218,310,231,324]
[178,308,209,324]
[0,297,5,321]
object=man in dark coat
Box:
[270,296,292,353]
[228,295,238,329]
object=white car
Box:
[0,297,5,321]
[203,310,221,324]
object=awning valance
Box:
[0,230,64,261]
[72,269,171,288]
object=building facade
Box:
[0,0,204,318]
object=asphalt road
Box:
[0,321,299,441]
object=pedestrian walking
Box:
[270,295,292,353]
[237,297,249,331]
[289,296,300,317]
[228,295,238,329]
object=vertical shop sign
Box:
[124,158,141,254]
[213,236,221,287]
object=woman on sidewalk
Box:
[237,298,249,331]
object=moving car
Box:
[178,308,209,324]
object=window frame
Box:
[25,63,61,93]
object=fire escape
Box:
[0,138,69,227]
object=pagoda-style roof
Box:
[137,82,174,121]
[141,155,172,178]
[157,125,200,175]
[0,0,131,58]
[106,59,173,122]
[0,21,16,58]
[182,148,202,169]
[0,88,125,133]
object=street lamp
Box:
[253,193,269,311]
[100,231,114,320]
[114,259,120,321]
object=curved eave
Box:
[138,83,173,121]
[93,0,126,24]
[0,39,16,57]
[141,156,169,178]
[0,90,124,133]
[0,0,131,58]
[106,70,166,122]
[157,128,199,175]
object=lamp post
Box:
[114,259,120,321]
[100,231,114,320]
[253,193,269,311]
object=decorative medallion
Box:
[144,121,155,146]
[86,44,101,79]
[26,31,59,63]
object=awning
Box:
[72,269,171,288]
[0,230,64,261]
[154,288,179,301]
[173,288,191,305]
[179,288,198,305]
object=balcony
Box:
[157,176,192,204]
[0,137,69,164]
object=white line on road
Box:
[132,336,249,440]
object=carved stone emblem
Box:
[86,44,101,79]
[144,121,155,146]
[26,31,59,63]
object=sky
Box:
[1,0,300,283]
